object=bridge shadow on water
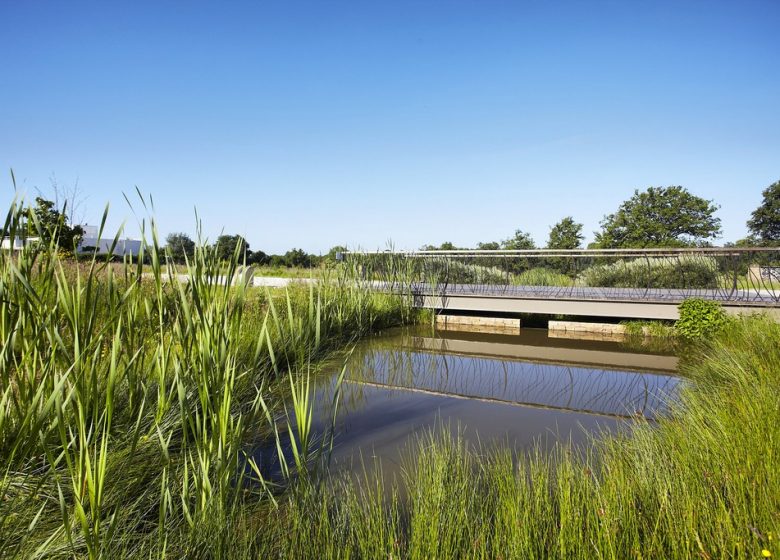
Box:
[247,325,682,487]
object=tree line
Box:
[164,233,346,267]
[423,181,780,252]
[16,180,780,262]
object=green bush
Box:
[579,256,719,289]
[675,298,729,339]
[515,267,574,287]
[437,260,508,284]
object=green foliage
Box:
[546,216,584,249]
[620,320,676,338]
[439,260,508,284]
[325,245,347,262]
[0,198,415,559]
[165,232,195,263]
[476,241,500,250]
[595,186,721,248]
[26,196,84,251]
[515,267,573,286]
[501,229,536,250]
[421,241,459,250]
[213,233,250,262]
[247,249,269,265]
[675,298,729,340]
[283,248,312,267]
[747,179,780,245]
[579,256,720,288]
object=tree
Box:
[595,186,721,248]
[214,234,250,262]
[247,249,269,266]
[421,241,458,251]
[547,217,584,250]
[501,230,536,250]
[27,197,84,251]
[476,241,500,250]
[326,245,348,262]
[165,232,195,263]
[497,229,535,274]
[747,180,780,245]
[284,248,311,268]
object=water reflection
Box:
[252,326,681,482]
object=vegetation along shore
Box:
[1,194,778,559]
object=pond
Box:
[250,326,681,484]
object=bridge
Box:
[343,248,780,320]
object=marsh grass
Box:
[0,195,414,559]
[514,267,575,287]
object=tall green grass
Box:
[579,255,720,289]
[0,195,414,559]
[514,267,574,287]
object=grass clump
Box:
[620,320,677,338]
[580,256,720,289]
[514,267,574,287]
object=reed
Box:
[0,195,414,559]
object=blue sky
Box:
[2,0,778,253]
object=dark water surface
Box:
[252,326,681,483]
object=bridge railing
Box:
[341,248,780,306]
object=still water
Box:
[253,326,680,481]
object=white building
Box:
[1,236,41,251]
[78,225,143,257]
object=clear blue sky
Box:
[2,0,778,253]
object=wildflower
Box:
[762,549,772,558]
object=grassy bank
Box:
[243,315,779,558]
[0,201,416,559]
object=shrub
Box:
[434,260,508,284]
[675,298,729,339]
[515,267,574,287]
[579,256,719,289]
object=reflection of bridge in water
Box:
[345,248,780,320]
[342,331,680,421]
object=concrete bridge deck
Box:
[408,283,779,320]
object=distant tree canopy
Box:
[247,250,269,266]
[595,186,721,248]
[476,241,500,250]
[747,179,780,245]
[546,217,584,250]
[214,234,250,262]
[326,245,347,262]
[420,241,459,251]
[165,232,195,263]
[27,197,84,251]
[501,229,536,250]
[283,248,312,268]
